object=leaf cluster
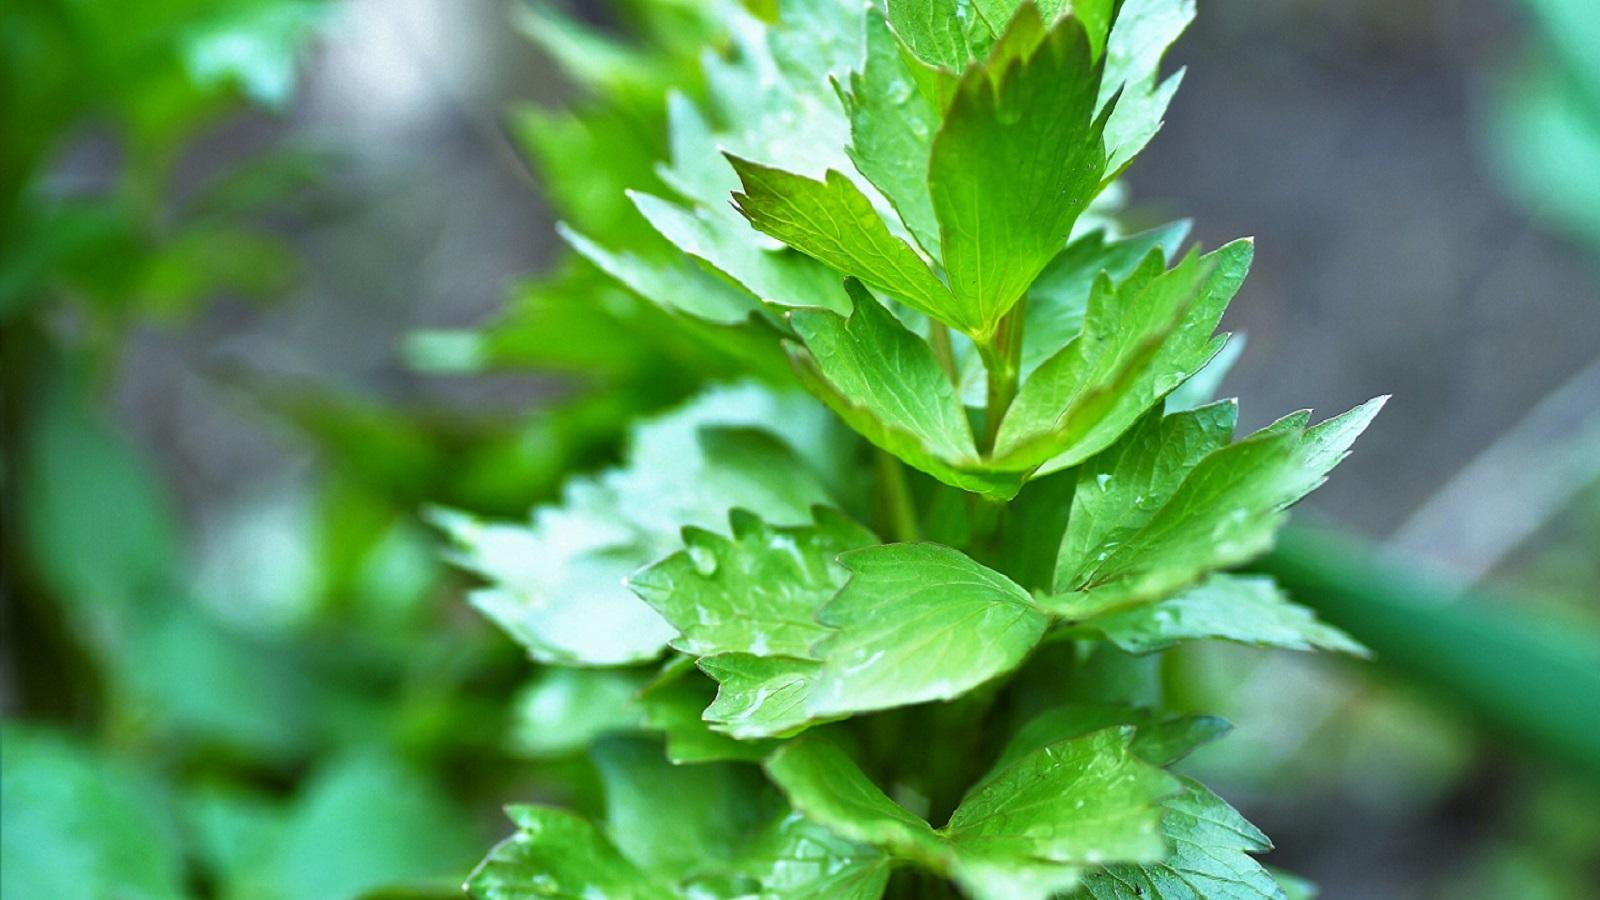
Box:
[442,1,1385,898]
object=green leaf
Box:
[657,90,739,211]
[559,223,758,325]
[182,1,329,109]
[468,806,665,900]
[1056,400,1239,589]
[1166,332,1245,411]
[437,384,843,665]
[1269,867,1321,900]
[788,282,1021,497]
[887,0,998,70]
[1022,221,1191,379]
[637,669,775,763]
[1,726,185,900]
[631,190,850,314]
[994,240,1252,473]
[629,507,875,658]
[1098,0,1195,173]
[699,653,826,739]
[946,727,1178,868]
[767,729,1180,899]
[261,753,482,899]
[435,501,677,666]
[764,739,947,863]
[1079,779,1287,900]
[985,704,1231,785]
[1071,573,1370,656]
[592,739,782,882]
[738,813,892,899]
[509,668,647,758]
[809,543,1049,717]
[472,747,882,898]
[729,157,960,327]
[1045,398,1388,616]
[928,8,1110,338]
[844,10,943,256]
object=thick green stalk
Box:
[928,321,958,385]
[978,302,1027,453]
[875,449,921,542]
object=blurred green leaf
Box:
[0,725,186,900]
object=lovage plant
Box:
[440,0,1383,896]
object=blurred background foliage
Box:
[1,0,1596,898]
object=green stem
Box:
[875,449,920,542]
[928,321,958,385]
[978,302,1026,454]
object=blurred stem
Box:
[928,321,958,384]
[875,449,920,542]
[1256,525,1600,779]
[979,303,1026,454]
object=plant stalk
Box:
[928,320,958,385]
[875,449,920,542]
[978,302,1027,454]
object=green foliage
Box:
[1,726,186,900]
[0,0,327,323]
[2,0,1394,896]
[437,1,1385,897]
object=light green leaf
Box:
[435,500,676,666]
[929,9,1110,338]
[438,384,843,665]
[1045,398,1388,616]
[789,282,1022,497]
[629,507,875,658]
[994,240,1252,473]
[657,90,741,210]
[631,190,850,313]
[699,654,826,739]
[1056,400,1239,589]
[1098,0,1195,173]
[1073,573,1370,656]
[1079,779,1286,900]
[729,157,960,326]
[843,9,943,256]
[764,739,947,863]
[183,1,328,109]
[809,543,1048,716]
[509,668,647,758]
[1,726,185,900]
[468,806,666,900]
[559,223,757,325]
